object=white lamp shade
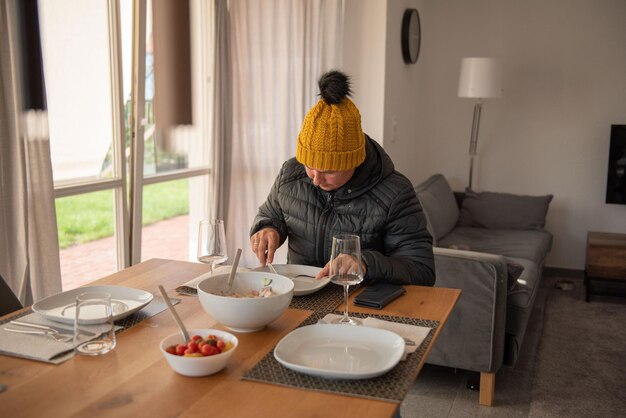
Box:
[457,57,502,99]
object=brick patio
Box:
[60,215,191,290]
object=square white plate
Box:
[273,324,404,379]
[252,264,329,296]
[32,285,154,325]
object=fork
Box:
[293,274,316,279]
[3,327,73,342]
[266,263,279,275]
[294,274,330,282]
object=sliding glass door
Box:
[39,0,213,289]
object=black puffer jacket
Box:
[250,136,435,286]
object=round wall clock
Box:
[401,8,421,64]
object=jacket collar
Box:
[333,135,394,199]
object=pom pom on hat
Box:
[318,71,351,104]
[296,71,366,171]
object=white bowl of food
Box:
[160,328,238,377]
[197,271,294,333]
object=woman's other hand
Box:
[318,254,367,279]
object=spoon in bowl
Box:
[227,248,242,290]
[158,285,189,343]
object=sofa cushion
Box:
[458,190,553,230]
[414,174,459,244]
[447,243,525,290]
[437,226,553,267]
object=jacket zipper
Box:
[317,192,334,263]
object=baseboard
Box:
[543,266,584,279]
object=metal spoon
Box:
[157,285,189,343]
[227,248,242,290]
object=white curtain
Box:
[226,0,344,268]
[0,0,62,304]
[211,0,231,221]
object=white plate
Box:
[32,285,154,325]
[273,324,404,379]
[252,264,329,296]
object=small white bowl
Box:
[160,329,238,377]
[197,271,294,333]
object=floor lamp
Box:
[458,57,502,190]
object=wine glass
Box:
[329,234,364,325]
[197,219,228,276]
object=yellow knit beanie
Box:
[296,71,366,171]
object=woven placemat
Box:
[289,283,360,312]
[242,311,439,403]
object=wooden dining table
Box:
[0,258,460,418]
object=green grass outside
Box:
[56,179,189,249]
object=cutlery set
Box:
[265,263,326,283]
[267,263,319,280]
[3,320,94,343]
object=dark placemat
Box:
[242,311,439,403]
[289,283,360,312]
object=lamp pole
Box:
[458,57,502,191]
[468,101,483,190]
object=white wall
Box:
[344,0,626,270]
[342,0,387,141]
[382,0,425,162]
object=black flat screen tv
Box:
[605,124,626,204]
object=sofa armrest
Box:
[427,247,508,373]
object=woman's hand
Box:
[318,254,367,279]
[250,227,280,265]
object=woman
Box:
[250,71,434,286]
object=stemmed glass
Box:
[329,234,364,325]
[197,219,228,276]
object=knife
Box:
[10,320,92,336]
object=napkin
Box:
[176,265,251,295]
[0,312,121,364]
[0,312,76,364]
[319,314,431,359]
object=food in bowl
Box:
[165,333,235,357]
[160,329,238,377]
[217,277,275,298]
[197,271,294,333]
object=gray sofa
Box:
[414,174,553,406]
